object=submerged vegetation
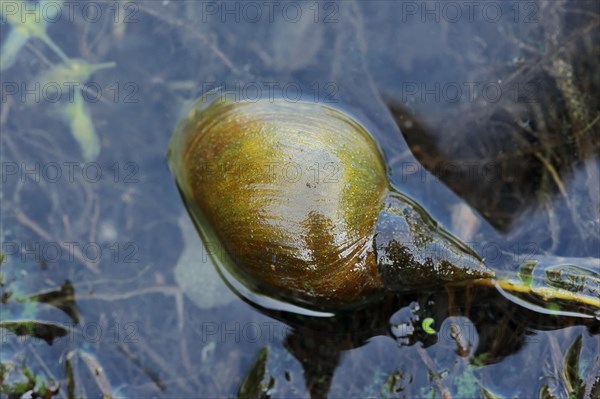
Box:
[1,0,114,162]
[1,0,598,397]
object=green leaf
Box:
[422,317,436,335]
[545,264,600,297]
[517,260,536,287]
[385,369,405,393]
[65,353,76,399]
[1,0,47,38]
[64,90,100,161]
[564,334,584,397]
[538,384,558,399]
[0,0,69,65]
[36,59,116,161]
[0,29,28,71]
[0,320,68,345]
[36,58,116,89]
[237,346,270,399]
[480,385,502,399]
[29,280,79,324]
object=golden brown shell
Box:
[169,98,389,309]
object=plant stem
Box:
[40,34,70,63]
[90,61,117,72]
[449,277,600,312]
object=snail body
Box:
[168,98,494,310]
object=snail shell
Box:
[169,98,494,310]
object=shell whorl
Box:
[171,99,388,309]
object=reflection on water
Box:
[1,0,598,397]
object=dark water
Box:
[1,1,599,397]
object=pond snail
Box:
[168,96,494,310]
[168,96,600,314]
